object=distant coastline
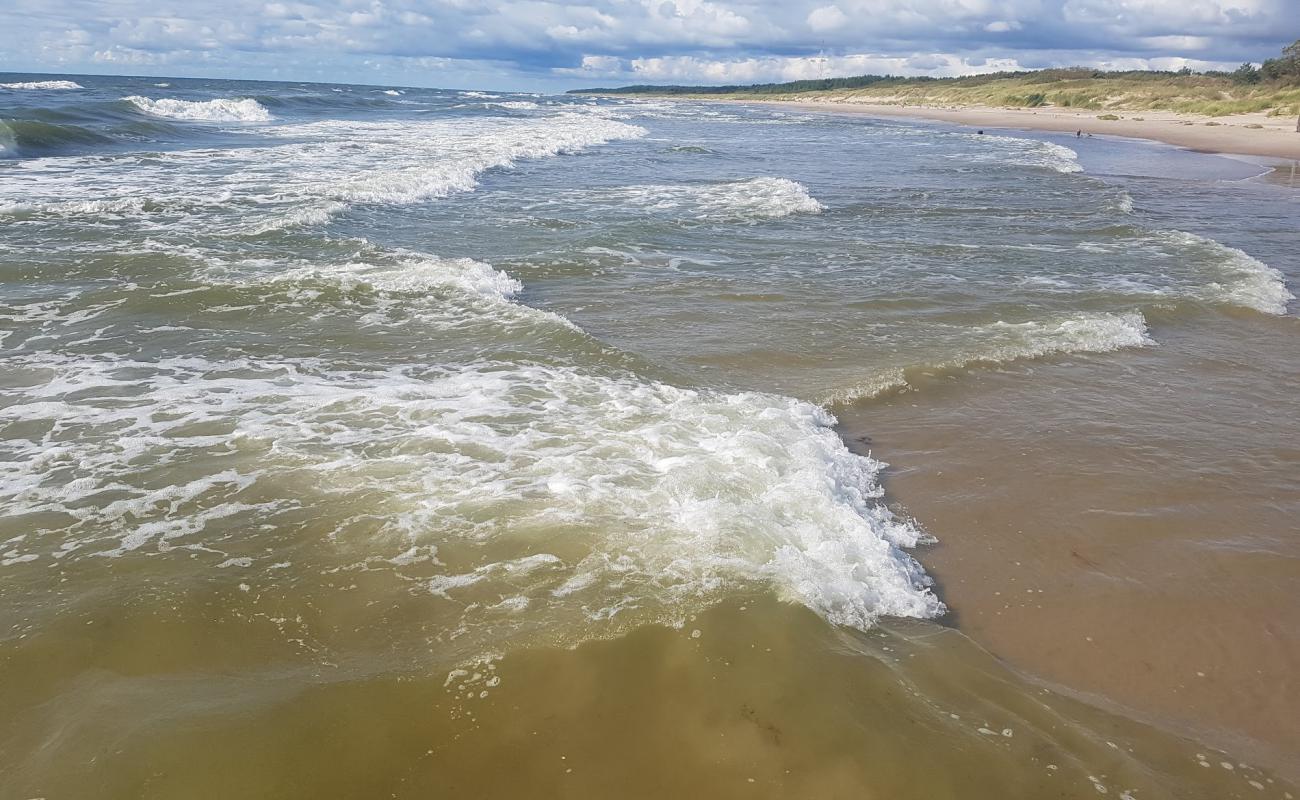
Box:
[572,59,1300,160]
[728,99,1300,160]
[574,94,1300,160]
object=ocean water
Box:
[1,74,1297,798]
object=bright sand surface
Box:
[745,100,1300,160]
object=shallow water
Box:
[1,73,1297,797]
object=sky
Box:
[1,0,1297,92]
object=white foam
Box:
[978,310,1154,360]
[1158,230,1293,315]
[319,113,643,206]
[487,100,540,110]
[0,80,83,90]
[831,311,1153,403]
[260,112,647,224]
[382,89,403,96]
[0,108,645,231]
[959,134,1083,174]
[251,254,523,304]
[1034,141,1084,173]
[0,347,941,637]
[124,96,273,122]
[612,177,824,222]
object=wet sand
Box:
[728,99,1300,160]
[837,309,1300,782]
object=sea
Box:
[1,73,1297,799]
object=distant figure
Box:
[977,130,984,135]
[1076,130,1082,137]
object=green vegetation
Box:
[572,41,1300,119]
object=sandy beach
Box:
[731,99,1300,160]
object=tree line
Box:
[571,41,1300,95]
[1231,40,1300,85]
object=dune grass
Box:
[584,69,1300,118]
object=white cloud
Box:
[578,55,624,72]
[618,52,1026,83]
[807,5,848,32]
[0,0,1290,90]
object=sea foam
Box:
[959,134,1083,174]
[0,351,942,637]
[978,310,1154,359]
[612,177,824,222]
[831,311,1154,403]
[249,111,647,227]
[0,80,83,90]
[0,245,941,642]
[2,107,646,231]
[124,96,273,122]
[1159,230,1294,315]
[486,100,540,110]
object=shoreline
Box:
[651,96,1300,160]
[836,322,1300,782]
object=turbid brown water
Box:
[3,596,1292,799]
[839,307,1300,783]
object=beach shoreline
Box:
[644,96,1300,160]
[6,73,1298,798]
[835,315,1300,783]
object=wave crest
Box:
[1159,230,1293,315]
[1,353,941,640]
[0,80,83,90]
[615,177,825,222]
[958,134,1083,174]
[832,311,1154,403]
[124,96,273,122]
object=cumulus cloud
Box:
[0,0,1294,89]
[806,5,849,33]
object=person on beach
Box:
[1076,130,1082,137]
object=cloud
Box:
[0,0,1294,90]
[807,5,848,33]
[564,52,1030,83]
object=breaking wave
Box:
[0,245,942,645]
[0,80,83,90]
[618,177,825,221]
[1158,230,1294,316]
[124,96,274,122]
[957,134,1083,174]
[831,311,1155,403]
